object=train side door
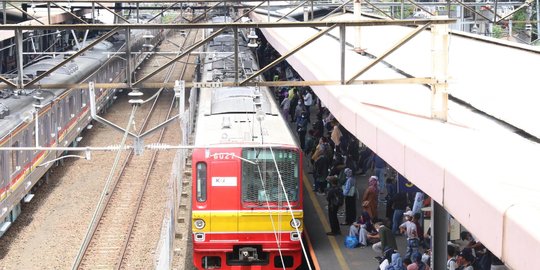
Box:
[208,155,239,234]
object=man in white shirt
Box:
[399,210,419,260]
[303,89,313,119]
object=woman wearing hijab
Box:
[341,168,356,225]
[362,176,379,220]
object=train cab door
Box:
[208,154,240,235]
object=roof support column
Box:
[126,27,132,88]
[2,1,6,25]
[340,25,346,84]
[353,0,362,52]
[431,200,449,270]
[431,18,449,121]
[15,29,24,90]
[234,26,239,83]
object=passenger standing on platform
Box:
[400,211,420,260]
[280,96,291,121]
[311,137,330,164]
[296,112,309,151]
[303,88,313,119]
[456,248,475,270]
[330,121,342,150]
[312,113,324,139]
[313,151,330,195]
[412,213,425,250]
[289,88,298,122]
[390,191,408,235]
[341,168,356,226]
[368,222,397,254]
[326,176,342,235]
[371,153,387,195]
[362,176,379,220]
[447,245,458,270]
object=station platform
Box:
[302,167,408,270]
[284,108,409,270]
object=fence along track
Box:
[73,28,197,270]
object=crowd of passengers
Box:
[264,63,508,270]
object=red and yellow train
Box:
[191,16,304,269]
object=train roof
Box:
[194,19,297,148]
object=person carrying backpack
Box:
[326,176,343,235]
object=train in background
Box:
[191,16,304,269]
[0,21,164,237]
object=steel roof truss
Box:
[96,2,131,24]
[346,23,431,84]
[50,2,88,24]
[240,24,338,86]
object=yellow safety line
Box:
[302,172,350,270]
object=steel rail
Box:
[116,27,196,269]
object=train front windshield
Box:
[241,148,300,207]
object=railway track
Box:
[72,27,200,270]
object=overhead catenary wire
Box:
[269,146,313,270]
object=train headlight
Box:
[290,218,302,229]
[194,219,206,230]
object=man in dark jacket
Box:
[326,176,342,235]
[313,154,330,194]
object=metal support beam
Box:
[347,23,431,84]
[50,2,88,24]
[276,0,309,22]
[431,201,449,270]
[318,0,352,21]
[354,0,362,51]
[340,25,346,84]
[234,26,239,83]
[0,19,457,31]
[2,1,6,24]
[96,2,131,24]
[134,27,228,85]
[240,24,337,85]
[47,2,51,24]
[15,29,24,89]
[148,2,181,23]
[25,28,119,88]
[0,78,435,91]
[126,27,132,87]
[0,76,17,88]
[496,0,535,23]
[7,3,45,25]
[134,5,269,86]
[431,19,449,121]
[91,2,95,23]
[190,1,223,23]
[136,2,140,23]
[363,0,393,20]
[404,0,435,17]
[453,0,493,22]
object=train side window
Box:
[11,141,19,174]
[69,95,75,118]
[22,130,29,163]
[0,151,5,188]
[196,162,207,202]
[42,114,50,146]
